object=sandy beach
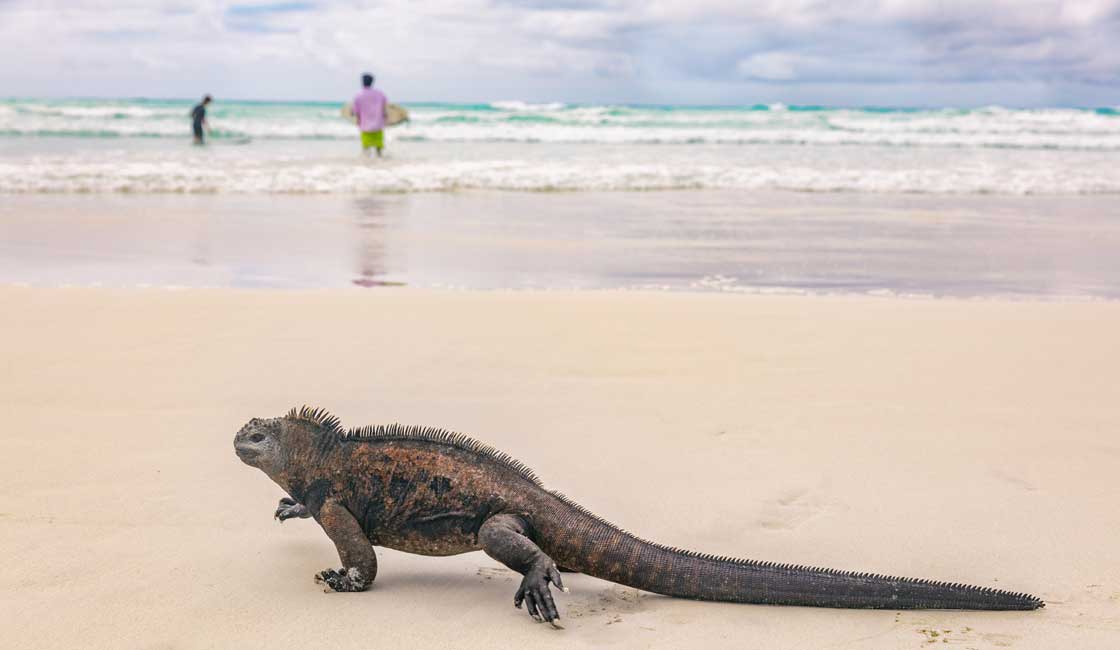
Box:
[1,287,1117,648]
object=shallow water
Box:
[5,100,1118,297]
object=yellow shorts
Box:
[360,130,384,149]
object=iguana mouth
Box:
[235,446,261,463]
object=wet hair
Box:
[203,95,212,103]
[361,73,374,88]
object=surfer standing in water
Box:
[190,95,212,145]
[353,73,388,157]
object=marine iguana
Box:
[234,407,1043,625]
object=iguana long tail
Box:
[540,497,1043,610]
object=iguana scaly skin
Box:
[234,407,1043,625]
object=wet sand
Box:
[1,287,1117,648]
[3,191,1120,296]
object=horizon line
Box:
[1,95,1117,112]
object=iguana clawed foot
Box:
[274,497,310,522]
[514,558,567,627]
[315,567,370,592]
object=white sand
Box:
[1,288,1117,648]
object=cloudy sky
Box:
[2,0,1118,106]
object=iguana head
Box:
[234,417,288,473]
[235,409,339,477]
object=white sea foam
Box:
[3,99,1119,194]
[4,100,1119,150]
[489,100,567,111]
[3,152,1118,194]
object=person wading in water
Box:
[352,74,388,157]
[190,95,212,145]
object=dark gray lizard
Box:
[234,406,1043,625]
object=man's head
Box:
[361,73,374,88]
[203,95,212,104]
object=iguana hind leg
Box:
[479,513,567,626]
[313,499,378,592]
[274,497,311,522]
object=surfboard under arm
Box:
[341,102,408,127]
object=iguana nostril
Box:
[249,433,265,443]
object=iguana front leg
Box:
[479,513,567,625]
[312,499,378,592]
[274,497,311,522]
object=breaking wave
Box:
[4,155,1119,194]
[3,99,1119,194]
[3,99,1120,150]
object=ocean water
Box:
[2,98,1119,195]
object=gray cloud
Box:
[0,0,1117,105]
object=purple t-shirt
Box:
[352,88,387,132]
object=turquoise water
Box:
[3,98,1118,147]
[2,98,1119,194]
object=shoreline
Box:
[4,282,1118,302]
[2,287,1117,648]
[2,283,1118,304]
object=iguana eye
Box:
[249,433,266,443]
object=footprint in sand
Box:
[988,467,1038,492]
[757,487,828,530]
[565,585,648,623]
[915,625,1010,646]
[978,632,1020,647]
[476,566,516,583]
